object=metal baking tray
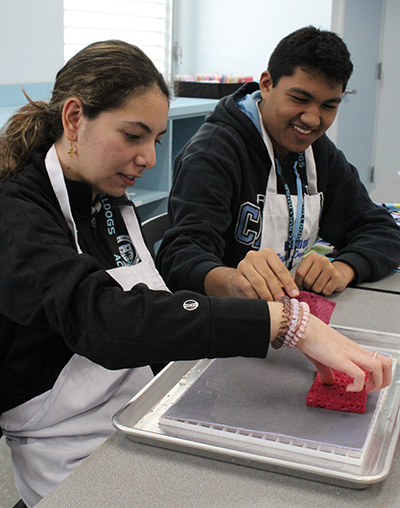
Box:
[113,326,400,489]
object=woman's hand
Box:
[269,302,392,393]
[295,313,392,393]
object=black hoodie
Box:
[0,150,271,414]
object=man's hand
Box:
[294,252,355,295]
[204,248,299,301]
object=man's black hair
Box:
[267,26,353,92]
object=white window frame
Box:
[63,0,174,78]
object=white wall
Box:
[0,0,64,85]
[373,0,400,191]
[174,0,332,80]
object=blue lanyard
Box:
[275,154,305,270]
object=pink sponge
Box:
[306,370,368,414]
[297,290,336,324]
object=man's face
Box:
[258,66,343,160]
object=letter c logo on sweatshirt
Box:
[183,299,199,311]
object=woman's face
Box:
[60,88,169,199]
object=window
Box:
[63,0,173,75]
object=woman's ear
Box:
[62,98,84,141]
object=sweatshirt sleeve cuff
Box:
[188,260,225,294]
[334,252,371,284]
[207,296,270,359]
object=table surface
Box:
[36,430,400,508]
[354,271,400,294]
[329,288,400,334]
[37,282,400,508]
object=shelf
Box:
[169,97,219,119]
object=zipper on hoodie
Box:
[91,199,101,238]
[91,213,98,238]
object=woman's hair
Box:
[268,26,353,92]
[0,40,170,178]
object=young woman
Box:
[0,40,391,507]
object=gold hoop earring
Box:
[67,141,76,157]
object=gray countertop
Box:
[37,430,400,508]
[329,286,400,333]
[36,284,400,508]
[354,271,400,294]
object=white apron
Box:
[0,145,169,507]
[258,107,323,271]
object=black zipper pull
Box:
[91,214,97,238]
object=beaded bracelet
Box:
[271,296,291,350]
[283,298,301,347]
[271,298,311,350]
[285,301,310,348]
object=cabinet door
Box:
[335,0,383,190]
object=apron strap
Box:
[45,145,82,253]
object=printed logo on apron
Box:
[98,193,141,267]
[117,234,140,265]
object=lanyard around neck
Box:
[96,193,140,267]
[275,154,305,270]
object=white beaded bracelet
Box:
[286,301,310,348]
[283,298,301,347]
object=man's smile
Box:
[293,125,313,135]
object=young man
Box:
[157,26,400,301]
